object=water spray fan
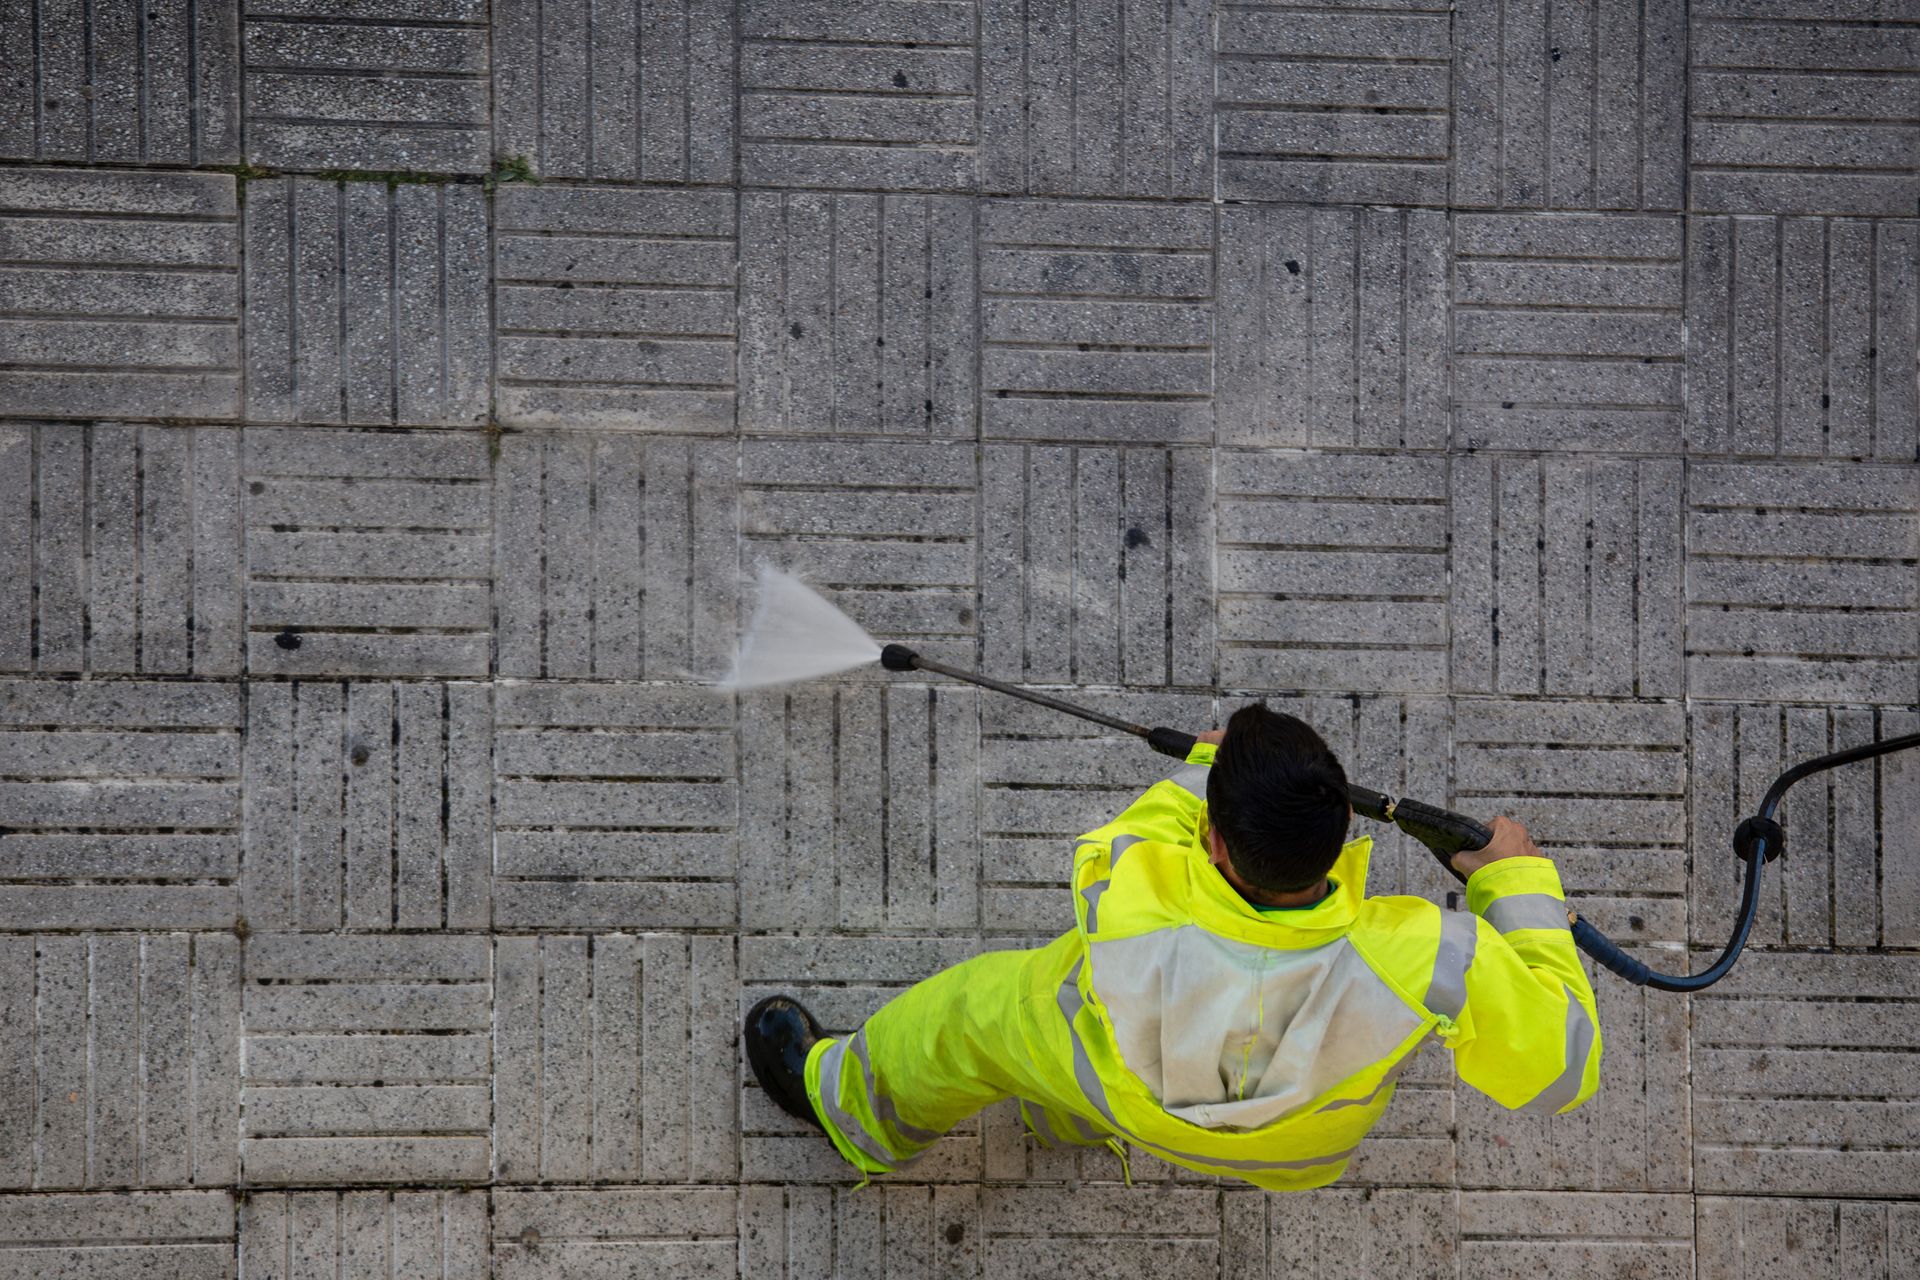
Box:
[722,567,1920,992]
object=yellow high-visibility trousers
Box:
[803,932,1107,1175]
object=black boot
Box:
[745,995,825,1130]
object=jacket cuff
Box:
[1465,855,1566,915]
[1186,742,1217,766]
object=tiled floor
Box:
[0,0,1916,1274]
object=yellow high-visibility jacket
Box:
[1056,742,1602,1189]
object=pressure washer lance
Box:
[878,644,1920,993]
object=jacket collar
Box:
[1187,811,1371,943]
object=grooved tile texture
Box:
[1454,0,1686,211]
[1215,0,1452,206]
[0,0,240,165]
[242,0,490,174]
[0,169,241,420]
[493,185,737,431]
[1688,1,1920,216]
[0,422,241,676]
[738,0,977,192]
[0,0,1914,1271]
[242,178,490,427]
[494,0,734,184]
[239,936,492,1185]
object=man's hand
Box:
[1195,728,1225,746]
[1451,815,1542,878]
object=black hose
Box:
[875,645,1920,991]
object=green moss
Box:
[484,154,540,194]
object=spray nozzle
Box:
[879,644,921,672]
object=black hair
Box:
[1206,703,1351,894]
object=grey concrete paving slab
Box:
[737,0,978,192]
[494,434,738,680]
[0,1190,236,1279]
[0,422,241,675]
[740,438,978,663]
[1687,217,1918,462]
[1696,1196,1920,1280]
[979,0,1211,199]
[0,168,241,420]
[0,934,239,1189]
[1691,952,1920,1198]
[1455,699,1688,941]
[493,185,736,431]
[1685,463,1918,704]
[742,682,978,932]
[0,679,244,930]
[242,178,490,427]
[982,444,1213,686]
[240,1189,487,1279]
[979,199,1214,442]
[240,935,491,1186]
[1689,1,1919,216]
[493,0,734,184]
[740,1184,979,1277]
[1452,213,1686,453]
[494,934,736,1183]
[496,1187,735,1277]
[1249,1186,1455,1278]
[1451,457,1684,698]
[242,427,494,677]
[242,681,491,931]
[1457,1190,1692,1279]
[1453,0,1686,212]
[741,192,977,436]
[1215,0,1451,206]
[1690,706,1920,949]
[1217,452,1450,694]
[492,681,736,931]
[0,0,241,166]
[243,0,490,174]
[1216,204,1448,449]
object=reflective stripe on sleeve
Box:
[1081,880,1109,933]
[1517,986,1597,1116]
[1108,833,1143,869]
[1168,764,1210,796]
[1425,909,1479,1019]
[1055,960,1357,1174]
[1482,893,1571,935]
[814,1036,902,1167]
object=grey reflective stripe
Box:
[1056,961,1118,1128]
[1108,833,1143,869]
[1022,1100,1061,1146]
[1319,1064,1408,1113]
[1168,763,1210,796]
[1055,961,1359,1174]
[1518,987,1597,1116]
[1483,893,1570,935]
[1425,909,1479,1019]
[849,1032,941,1146]
[1063,1111,1103,1143]
[1081,880,1108,932]
[814,1037,900,1166]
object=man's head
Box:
[1205,703,1351,895]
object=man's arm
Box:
[1438,818,1603,1116]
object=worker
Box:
[745,702,1601,1190]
